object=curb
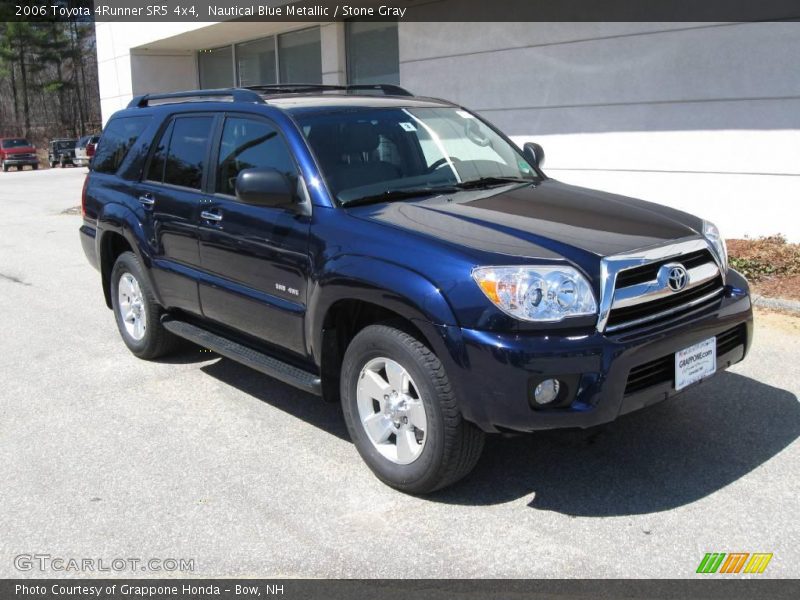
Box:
[752,294,800,315]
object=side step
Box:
[162,317,322,396]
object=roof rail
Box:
[243,83,414,97]
[128,88,265,108]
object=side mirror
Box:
[235,167,294,208]
[523,142,545,169]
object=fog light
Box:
[534,379,561,405]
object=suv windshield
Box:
[297,107,538,205]
[1,138,32,149]
[54,140,76,150]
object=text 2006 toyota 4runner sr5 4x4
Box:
[80,85,752,493]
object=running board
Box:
[162,317,322,396]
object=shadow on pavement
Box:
[433,372,799,514]
[166,341,798,515]
[199,355,349,441]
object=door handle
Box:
[201,210,223,222]
[138,194,155,207]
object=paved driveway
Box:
[0,168,798,578]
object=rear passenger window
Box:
[146,120,174,183]
[216,117,297,196]
[146,116,212,189]
[92,116,151,174]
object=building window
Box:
[200,27,322,89]
[278,28,322,84]
[198,46,233,89]
[236,36,277,87]
[346,21,399,85]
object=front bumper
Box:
[435,270,754,433]
[3,157,38,167]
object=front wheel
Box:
[341,324,485,494]
[110,251,178,359]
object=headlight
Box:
[472,266,597,322]
[703,220,728,272]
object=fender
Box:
[96,201,163,308]
[306,254,461,365]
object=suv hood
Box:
[349,179,702,267]
[2,145,36,155]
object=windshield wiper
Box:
[341,186,459,207]
[454,176,533,190]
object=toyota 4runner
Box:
[80,85,753,493]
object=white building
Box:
[95,17,800,240]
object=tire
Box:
[110,251,179,359]
[59,157,66,168]
[49,161,56,168]
[340,324,485,494]
[32,164,38,170]
[2,163,8,172]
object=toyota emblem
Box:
[661,264,688,292]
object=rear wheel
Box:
[340,324,485,494]
[110,251,179,359]
[32,164,38,170]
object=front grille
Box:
[9,153,35,159]
[615,249,715,288]
[624,324,746,395]
[607,275,723,330]
[717,324,747,356]
[625,355,673,395]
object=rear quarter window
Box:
[93,116,151,174]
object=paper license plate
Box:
[675,337,716,391]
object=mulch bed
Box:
[727,235,800,301]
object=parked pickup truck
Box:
[73,134,100,167]
[1,137,39,171]
[80,85,753,493]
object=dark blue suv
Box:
[80,84,753,493]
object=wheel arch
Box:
[308,257,461,403]
[96,203,161,309]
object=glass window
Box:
[236,36,276,87]
[146,120,174,182]
[297,107,538,204]
[198,46,233,89]
[278,28,321,84]
[161,116,213,190]
[93,116,151,174]
[346,21,400,85]
[1,138,32,148]
[216,117,297,196]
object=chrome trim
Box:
[597,236,724,332]
[604,287,724,333]
[200,210,223,222]
[612,261,719,309]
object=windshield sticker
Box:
[399,122,417,132]
[456,110,475,119]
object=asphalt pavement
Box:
[0,167,798,578]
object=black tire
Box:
[59,157,66,168]
[110,251,179,359]
[49,161,56,168]
[340,324,485,494]
[2,163,8,172]
[32,164,38,170]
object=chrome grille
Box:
[597,237,726,333]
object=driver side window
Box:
[216,117,297,197]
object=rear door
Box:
[135,113,217,314]
[197,113,311,356]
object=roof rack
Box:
[128,88,265,108]
[243,83,414,97]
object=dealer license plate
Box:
[675,337,716,391]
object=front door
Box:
[197,114,311,357]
